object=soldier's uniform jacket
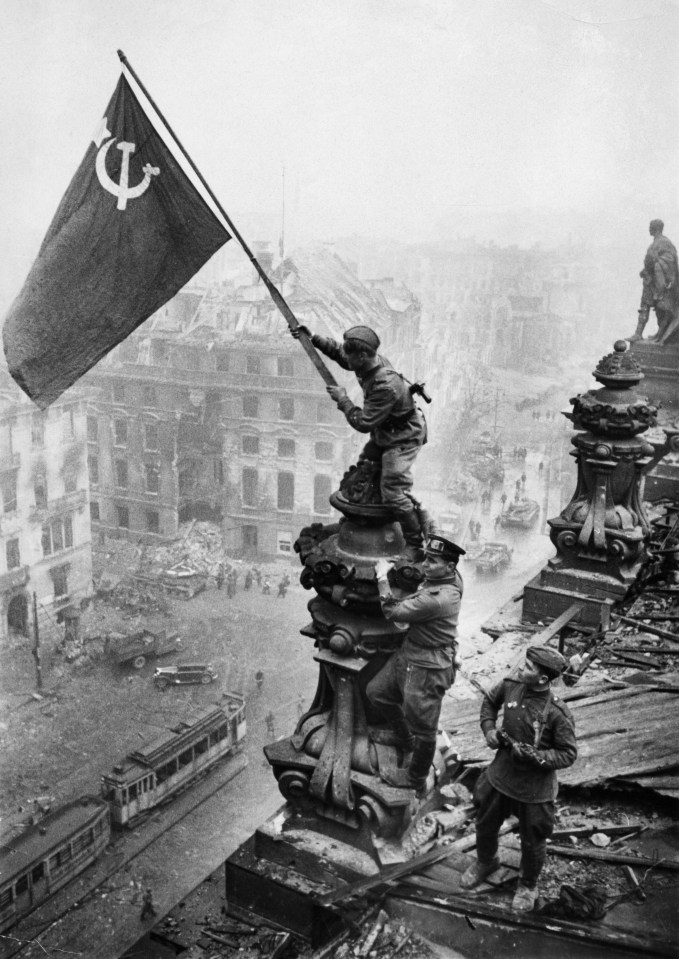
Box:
[379,571,463,669]
[480,678,577,803]
[311,334,425,449]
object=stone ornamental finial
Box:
[593,339,644,388]
[547,342,664,597]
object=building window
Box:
[314,475,332,513]
[214,459,224,485]
[64,471,77,494]
[32,413,46,447]
[90,500,100,522]
[87,415,98,443]
[34,474,48,509]
[243,396,259,418]
[113,382,125,402]
[50,564,69,599]
[1,471,17,513]
[142,386,157,406]
[146,510,159,534]
[116,505,129,529]
[276,531,292,554]
[277,472,294,511]
[279,398,294,421]
[1,423,14,457]
[242,468,258,507]
[63,406,76,439]
[145,464,160,494]
[316,401,335,424]
[216,352,229,372]
[88,455,99,485]
[115,459,128,489]
[242,435,260,455]
[278,439,295,458]
[41,516,73,556]
[6,539,20,570]
[113,419,128,446]
[246,355,261,374]
[144,423,159,451]
[315,441,333,460]
[277,357,293,377]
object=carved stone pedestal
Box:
[523,341,669,624]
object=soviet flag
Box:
[3,73,230,408]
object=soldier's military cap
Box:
[425,531,466,561]
[343,326,381,350]
[526,646,568,680]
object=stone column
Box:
[523,340,669,624]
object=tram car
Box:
[0,796,110,935]
[101,694,246,827]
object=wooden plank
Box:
[317,823,515,906]
[614,614,679,644]
[546,844,679,871]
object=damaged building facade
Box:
[83,245,421,558]
[0,382,92,644]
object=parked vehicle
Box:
[476,542,513,573]
[0,797,110,934]
[500,498,540,528]
[132,562,208,599]
[105,628,181,670]
[101,697,246,826]
[153,663,218,689]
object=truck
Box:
[105,628,182,670]
[475,542,513,574]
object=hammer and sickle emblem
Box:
[95,138,160,211]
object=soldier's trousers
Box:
[359,440,421,513]
[473,771,555,888]
[366,648,453,742]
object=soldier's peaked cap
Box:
[526,646,567,679]
[343,326,380,350]
[425,530,466,560]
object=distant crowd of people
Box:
[214,562,291,598]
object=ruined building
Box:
[0,380,92,644]
[83,246,421,557]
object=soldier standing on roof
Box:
[291,324,427,558]
[460,647,577,913]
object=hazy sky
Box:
[2,0,678,312]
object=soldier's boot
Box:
[381,737,436,796]
[460,857,501,890]
[397,507,425,562]
[627,310,649,342]
[370,717,415,752]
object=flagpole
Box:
[116,50,337,388]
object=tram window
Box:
[0,888,13,908]
[32,863,45,882]
[71,832,92,854]
[195,737,209,756]
[209,730,218,747]
[101,782,117,802]
[16,875,28,895]
[217,723,228,741]
[129,783,138,801]
[178,748,192,768]
[156,763,172,784]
